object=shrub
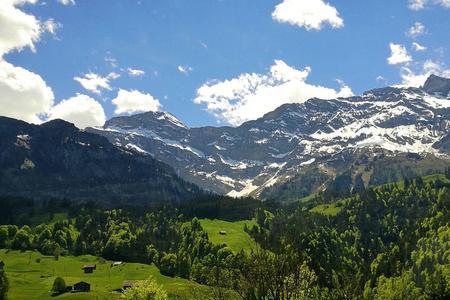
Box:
[52,277,66,294]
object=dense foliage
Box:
[245,175,450,299]
[0,267,6,300]
[0,175,450,299]
[121,278,168,300]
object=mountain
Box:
[0,117,201,203]
[422,74,450,97]
[88,75,450,199]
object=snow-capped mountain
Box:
[88,75,450,197]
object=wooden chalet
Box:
[81,264,96,273]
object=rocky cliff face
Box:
[0,117,201,203]
[88,75,450,198]
[422,74,450,97]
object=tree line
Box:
[0,175,450,299]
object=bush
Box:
[0,270,8,299]
[52,277,66,294]
[121,277,168,300]
[159,253,177,277]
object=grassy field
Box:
[0,249,203,300]
[199,219,256,253]
[310,203,343,216]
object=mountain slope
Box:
[88,75,450,198]
[0,117,202,203]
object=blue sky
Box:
[1,0,450,128]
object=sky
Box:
[1,0,450,129]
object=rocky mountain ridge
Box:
[88,75,450,197]
[0,117,201,203]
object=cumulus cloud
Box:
[400,60,450,87]
[194,60,353,126]
[0,0,42,56]
[0,59,54,123]
[406,22,426,38]
[412,42,427,52]
[0,0,57,123]
[272,0,344,31]
[57,0,75,5]
[112,89,162,115]
[388,43,412,65]
[177,65,193,74]
[48,94,106,129]
[408,0,450,10]
[74,72,119,94]
[0,0,108,129]
[127,68,145,77]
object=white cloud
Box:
[105,56,118,68]
[74,72,119,94]
[127,68,145,77]
[0,59,54,123]
[272,0,344,31]
[0,0,42,56]
[408,0,450,10]
[400,60,450,87]
[48,94,106,129]
[177,65,193,74]
[0,0,108,129]
[57,0,75,5]
[406,22,426,38]
[108,72,120,80]
[412,42,427,52]
[0,0,56,123]
[112,89,162,115]
[42,18,61,36]
[388,43,412,65]
[194,60,353,126]
[408,0,427,10]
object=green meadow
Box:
[0,249,202,300]
[199,219,257,253]
[310,203,343,216]
[0,218,255,299]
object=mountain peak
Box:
[104,111,188,130]
[422,74,450,96]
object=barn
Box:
[122,280,136,290]
[72,281,90,293]
[82,264,96,273]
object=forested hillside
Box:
[0,117,202,204]
[1,172,450,299]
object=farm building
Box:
[72,281,90,293]
[81,264,96,273]
[112,261,123,267]
[122,280,136,289]
[219,230,227,235]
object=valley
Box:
[2,1,450,299]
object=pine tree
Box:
[445,166,450,180]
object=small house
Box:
[219,230,227,235]
[82,264,96,273]
[122,280,136,290]
[72,281,90,293]
[0,260,4,270]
